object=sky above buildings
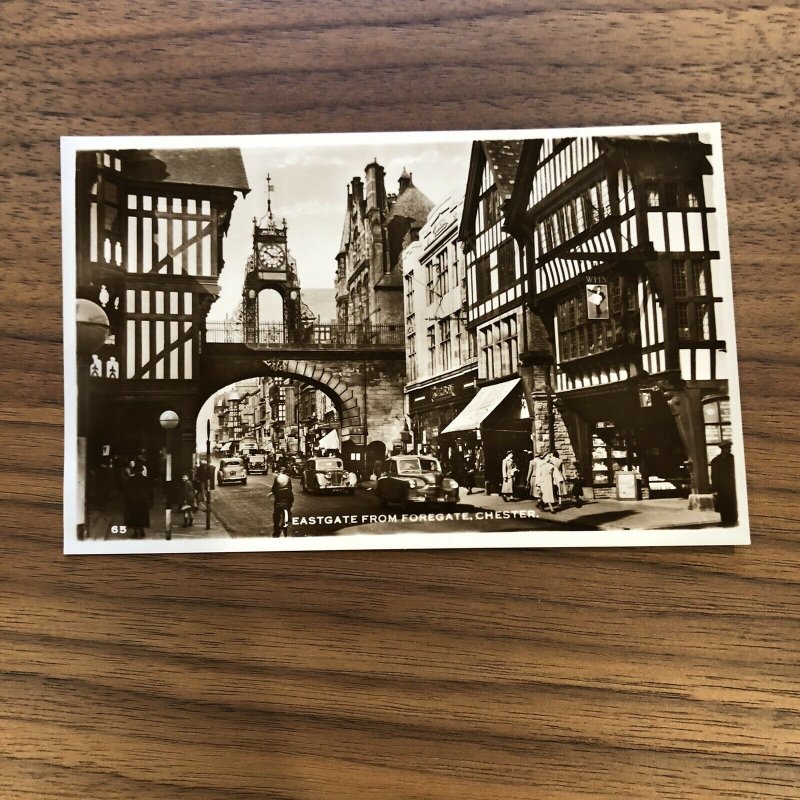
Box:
[209,139,472,321]
[198,136,472,446]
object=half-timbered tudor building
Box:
[75,148,249,485]
[449,140,574,491]
[506,134,731,502]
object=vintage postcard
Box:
[62,124,750,554]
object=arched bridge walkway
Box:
[200,321,406,451]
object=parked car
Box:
[375,455,459,508]
[217,457,248,486]
[300,456,357,494]
[242,448,268,474]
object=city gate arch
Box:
[198,354,372,450]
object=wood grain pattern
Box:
[1,2,798,797]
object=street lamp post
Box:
[159,410,180,540]
[75,299,110,540]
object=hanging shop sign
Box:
[586,282,610,320]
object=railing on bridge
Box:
[205,321,404,348]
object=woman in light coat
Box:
[536,454,556,513]
[500,451,518,501]
[527,450,546,508]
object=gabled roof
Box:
[122,148,250,192]
[505,139,544,234]
[506,134,712,231]
[337,200,352,257]
[386,176,434,225]
[483,140,524,201]
[458,139,523,245]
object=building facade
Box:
[449,141,573,491]
[402,195,478,469]
[298,384,340,455]
[334,162,434,468]
[76,148,249,489]
[506,134,731,502]
[213,380,261,453]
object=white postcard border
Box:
[62,122,751,555]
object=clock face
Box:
[258,243,285,270]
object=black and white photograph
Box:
[62,124,749,553]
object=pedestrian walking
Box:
[123,459,137,481]
[500,450,518,502]
[123,463,151,538]
[268,466,294,537]
[710,441,738,527]
[195,459,212,510]
[527,450,546,507]
[179,473,197,527]
[536,452,556,513]
[548,449,567,506]
[571,464,585,508]
[463,451,476,495]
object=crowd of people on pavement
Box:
[500,448,582,513]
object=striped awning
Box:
[441,378,521,434]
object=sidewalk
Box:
[456,488,721,530]
[359,478,720,530]
[87,487,230,541]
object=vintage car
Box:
[242,448,268,474]
[287,454,306,478]
[300,456,357,494]
[375,455,459,508]
[217,457,248,486]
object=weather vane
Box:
[266,173,274,217]
[255,174,277,227]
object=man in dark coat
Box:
[268,467,294,537]
[123,463,151,538]
[710,441,738,527]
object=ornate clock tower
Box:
[243,176,302,343]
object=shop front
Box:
[557,377,727,500]
[440,376,532,493]
[406,369,478,467]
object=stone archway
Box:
[259,357,366,447]
[199,343,407,472]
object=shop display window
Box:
[703,396,732,467]
[591,422,634,486]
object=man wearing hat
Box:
[268,466,294,537]
[710,441,737,527]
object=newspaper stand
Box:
[615,470,642,501]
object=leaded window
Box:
[557,276,632,361]
[672,259,714,341]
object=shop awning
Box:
[441,378,521,434]
[317,429,340,451]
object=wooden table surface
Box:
[1,2,798,797]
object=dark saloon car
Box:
[300,457,357,494]
[375,455,459,508]
[242,448,268,474]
